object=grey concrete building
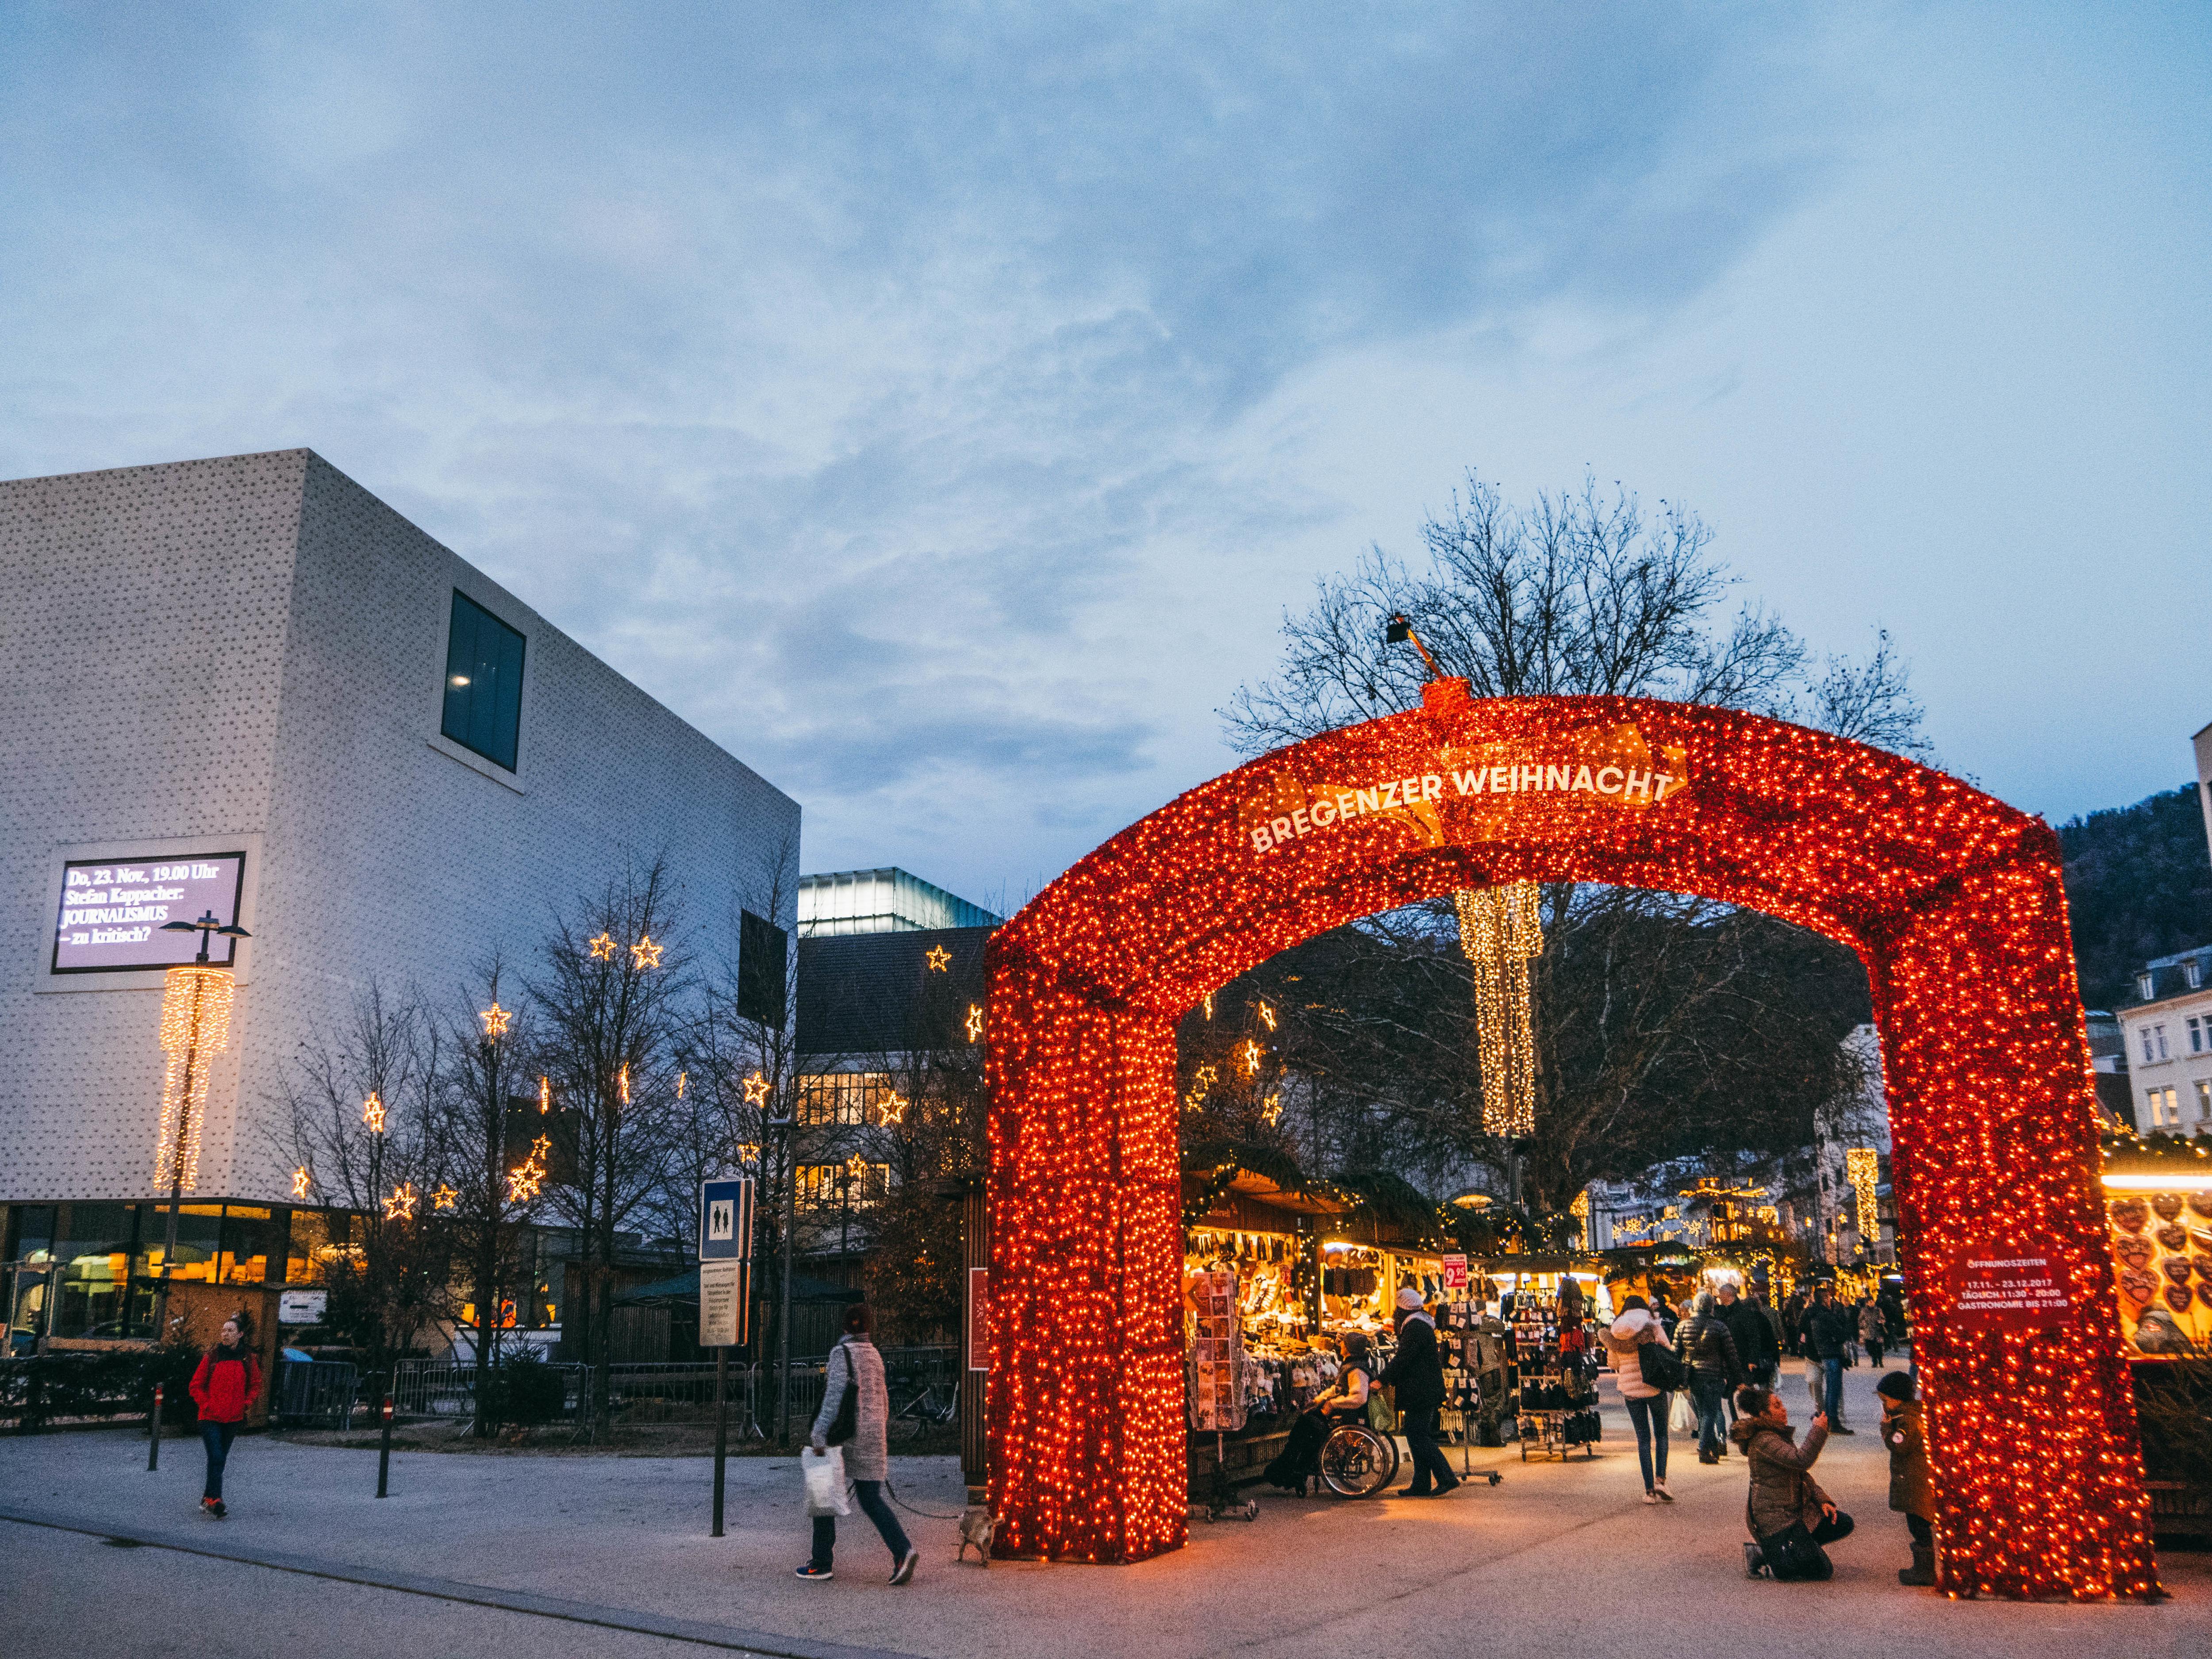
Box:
[2,449,799,1344]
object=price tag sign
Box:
[1442,1254,1469,1295]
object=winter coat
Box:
[810,1334,890,1482]
[1602,1308,1673,1400]
[1717,1296,1777,1371]
[1379,1312,1444,1413]
[1857,1304,1885,1346]
[1804,1302,1855,1360]
[1675,1312,1744,1387]
[1880,1398,1934,1520]
[189,1344,262,1425]
[1732,1413,1834,1540]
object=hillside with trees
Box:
[2060,783,2212,1010]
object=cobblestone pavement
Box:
[2,1363,2203,1659]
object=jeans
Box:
[1624,1393,1669,1491]
[1820,1357,1846,1426]
[1690,1377,1728,1456]
[1402,1407,1456,1493]
[200,1421,238,1500]
[1764,1510,1855,1581]
[811,1479,910,1570]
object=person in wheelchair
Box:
[1263,1333,1375,1491]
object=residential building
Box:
[1,450,799,1351]
[1812,1024,1896,1265]
[2120,945,2212,1134]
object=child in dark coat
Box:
[1877,1370,1936,1586]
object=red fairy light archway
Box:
[984,683,2158,1598]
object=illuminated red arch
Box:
[983,683,2156,1598]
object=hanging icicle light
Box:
[1456,882,1540,1137]
[152,965,236,1193]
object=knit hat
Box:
[1875,1370,1917,1402]
[1395,1286,1426,1311]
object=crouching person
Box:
[1732,1384,1854,1580]
[1877,1371,1936,1586]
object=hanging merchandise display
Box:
[1187,1270,1248,1432]
[1511,1290,1599,1460]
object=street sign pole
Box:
[700,1175,755,1539]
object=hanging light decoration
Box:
[1456,882,1541,1137]
[1846,1148,1882,1248]
[152,965,235,1193]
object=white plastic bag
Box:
[801,1445,850,1517]
[1669,1390,1695,1435]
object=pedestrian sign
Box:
[700,1177,753,1262]
[699,1175,756,1350]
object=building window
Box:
[440,590,527,771]
[795,1161,890,1210]
[2197,1079,2212,1124]
[798,1072,890,1127]
[2156,1025,2170,1060]
[2188,960,2205,991]
[2138,972,2155,1000]
[737,910,788,1029]
[2142,1027,2158,1064]
[2191,1016,2205,1054]
[2148,1086,2181,1128]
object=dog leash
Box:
[882,1476,967,1521]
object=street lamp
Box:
[150,910,251,1341]
[765,1097,798,1445]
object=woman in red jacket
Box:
[188,1314,261,1517]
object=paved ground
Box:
[2,1362,2203,1659]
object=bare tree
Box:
[1211,469,1922,1207]
[529,859,688,1429]
[271,982,448,1378]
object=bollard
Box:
[376,1389,394,1498]
[148,1382,163,1471]
[711,1348,729,1537]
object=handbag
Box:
[1637,1340,1687,1393]
[800,1445,850,1517]
[1669,1390,1695,1434]
[826,1345,859,1446]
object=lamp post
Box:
[768,1102,796,1446]
[150,910,250,1343]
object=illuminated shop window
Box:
[440,590,527,770]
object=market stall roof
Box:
[1475,1253,1608,1275]
[1223,1170,1350,1216]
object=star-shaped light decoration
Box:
[631,934,664,971]
[737,1142,761,1167]
[1261,1092,1283,1126]
[925,945,951,972]
[1257,1000,1277,1032]
[530,1135,552,1161]
[1238,1039,1263,1077]
[1184,1064,1216,1113]
[291,1166,312,1199]
[432,1184,459,1213]
[964,1003,985,1043]
[362,1093,386,1133]
[879,1090,909,1126]
[743,1072,771,1107]
[385,1182,419,1221]
[480,1001,512,1039]
[588,932,618,961]
[507,1163,543,1204]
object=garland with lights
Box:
[983,683,2157,1595]
[1456,881,1540,1135]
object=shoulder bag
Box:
[1637,1339,1688,1392]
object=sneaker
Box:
[1830,1425,1856,1436]
[890,1549,918,1586]
[1643,1490,1659,1505]
[795,1563,833,1581]
[1653,1480,1673,1502]
[1744,1542,1768,1578]
[1697,1450,1719,1465]
[205,1498,227,1519]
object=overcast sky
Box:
[5,4,2207,911]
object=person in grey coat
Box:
[798,1305,919,1584]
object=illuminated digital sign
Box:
[50,853,246,974]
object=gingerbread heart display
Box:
[2162,1258,2195,1287]
[2166,1284,2195,1313]
[2192,1193,2212,1219]
[2116,1236,2155,1271]
[2192,1228,2212,1253]
[2153,1194,2186,1220]
[2201,1282,2212,1312]
[2120,1266,2158,1306]
[2158,1223,2189,1251]
[2110,1199,2150,1233]
[2195,1254,2212,1281]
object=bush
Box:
[0,1344,202,1433]
[479,1350,566,1428]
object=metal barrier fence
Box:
[273,1358,360,1429]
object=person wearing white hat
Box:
[1379,1285,1458,1497]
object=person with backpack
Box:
[1380,1287,1459,1497]
[1732,1384,1854,1580]
[1675,1291,1745,1463]
[1715,1281,1778,1400]
[1803,1286,1858,1432]
[799,1304,918,1585]
[1601,1294,1678,1504]
[188,1312,261,1518]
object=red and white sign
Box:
[967,1267,990,1371]
[1442,1254,1469,1295]
[1945,1244,2071,1332]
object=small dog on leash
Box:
[956,1507,997,1565]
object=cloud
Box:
[0,3,1854,895]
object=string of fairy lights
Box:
[1455,880,1541,1137]
[983,680,2157,1598]
[151,964,234,1193]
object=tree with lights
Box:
[528,859,687,1432]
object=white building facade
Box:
[2121,947,2212,1134]
[2,450,799,1339]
